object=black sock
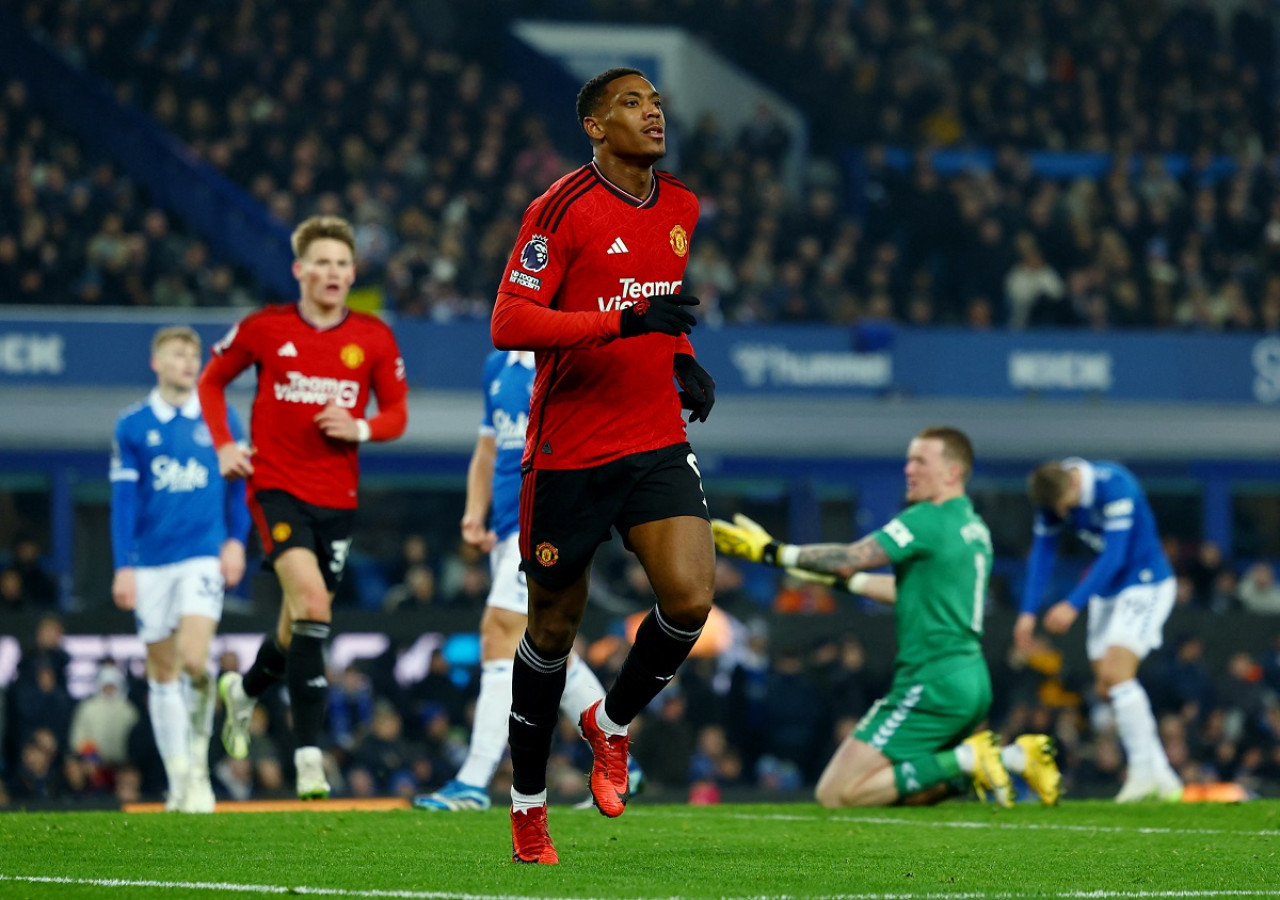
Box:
[508,632,568,796]
[286,620,331,748]
[604,606,702,726]
[243,635,287,698]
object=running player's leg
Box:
[1088,580,1181,801]
[510,569,587,861]
[175,612,218,812]
[136,565,189,810]
[274,546,334,799]
[145,634,189,810]
[582,514,713,816]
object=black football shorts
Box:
[519,442,710,591]
[250,488,356,592]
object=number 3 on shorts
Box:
[329,538,352,576]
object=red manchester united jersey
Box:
[490,162,700,470]
[204,304,407,509]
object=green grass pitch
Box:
[1,800,1278,899]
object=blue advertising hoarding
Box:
[0,313,1274,405]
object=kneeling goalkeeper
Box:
[712,426,1060,808]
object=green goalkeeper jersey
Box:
[871,496,993,679]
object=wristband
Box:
[849,572,871,593]
[355,419,371,443]
[778,544,800,567]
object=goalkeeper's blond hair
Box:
[291,215,356,260]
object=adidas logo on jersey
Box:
[606,237,629,254]
[277,342,298,357]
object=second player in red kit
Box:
[198,215,407,800]
[491,67,716,864]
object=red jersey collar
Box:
[590,161,659,208]
[294,300,350,332]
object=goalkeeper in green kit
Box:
[712,426,1060,808]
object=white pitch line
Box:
[657,810,1275,838]
[4,875,1280,900]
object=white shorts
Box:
[134,557,224,644]
[486,533,529,615]
[1085,576,1176,662]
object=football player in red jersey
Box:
[196,215,408,799]
[490,68,717,864]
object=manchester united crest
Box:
[669,224,689,257]
[534,542,559,566]
[272,522,292,543]
[340,343,365,369]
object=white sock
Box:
[1001,743,1026,775]
[511,788,547,813]
[184,671,215,776]
[560,652,606,729]
[455,660,513,789]
[149,679,190,791]
[954,741,975,774]
[595,700,627,737]
[1110,678,1166,771]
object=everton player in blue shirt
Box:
[110,326,250,812]
[1018,458,1182,802]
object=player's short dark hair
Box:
[917,425,974,481]
[291,215,356,260]
[1028,462,1072,509]
[576,67,646,125]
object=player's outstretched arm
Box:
[712,513,896,603]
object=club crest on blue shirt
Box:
[520,235,549,272]
[193,423,213,446]
[146,430,162,447]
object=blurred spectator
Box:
[327,664,377,751]
[631,688,696,792]
[7,661,73,771]
[347,701,417,798]
[382,564,437,613]
[6,534,58,608]
[1187,541,1227,609]
[15,614,70,689]
[68,662,139,770]
[1238,562,1280,614]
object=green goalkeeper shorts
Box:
[852,656,992,762]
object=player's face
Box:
[593,74,666,162]
[152,338,200,391]
[293,237,356,310]
[903,437,956,504]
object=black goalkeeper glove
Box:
[619,293,699,338]
[674,353,716,423]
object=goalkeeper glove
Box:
[674,353,715,423]
[619,293,699,337]
[711,512,789,566]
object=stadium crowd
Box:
[4,0,1280,329]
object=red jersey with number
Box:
[490,162,700,470]
[200,303,407,509]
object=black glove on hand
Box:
[674,353,716,423]
[619,293,699,337]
